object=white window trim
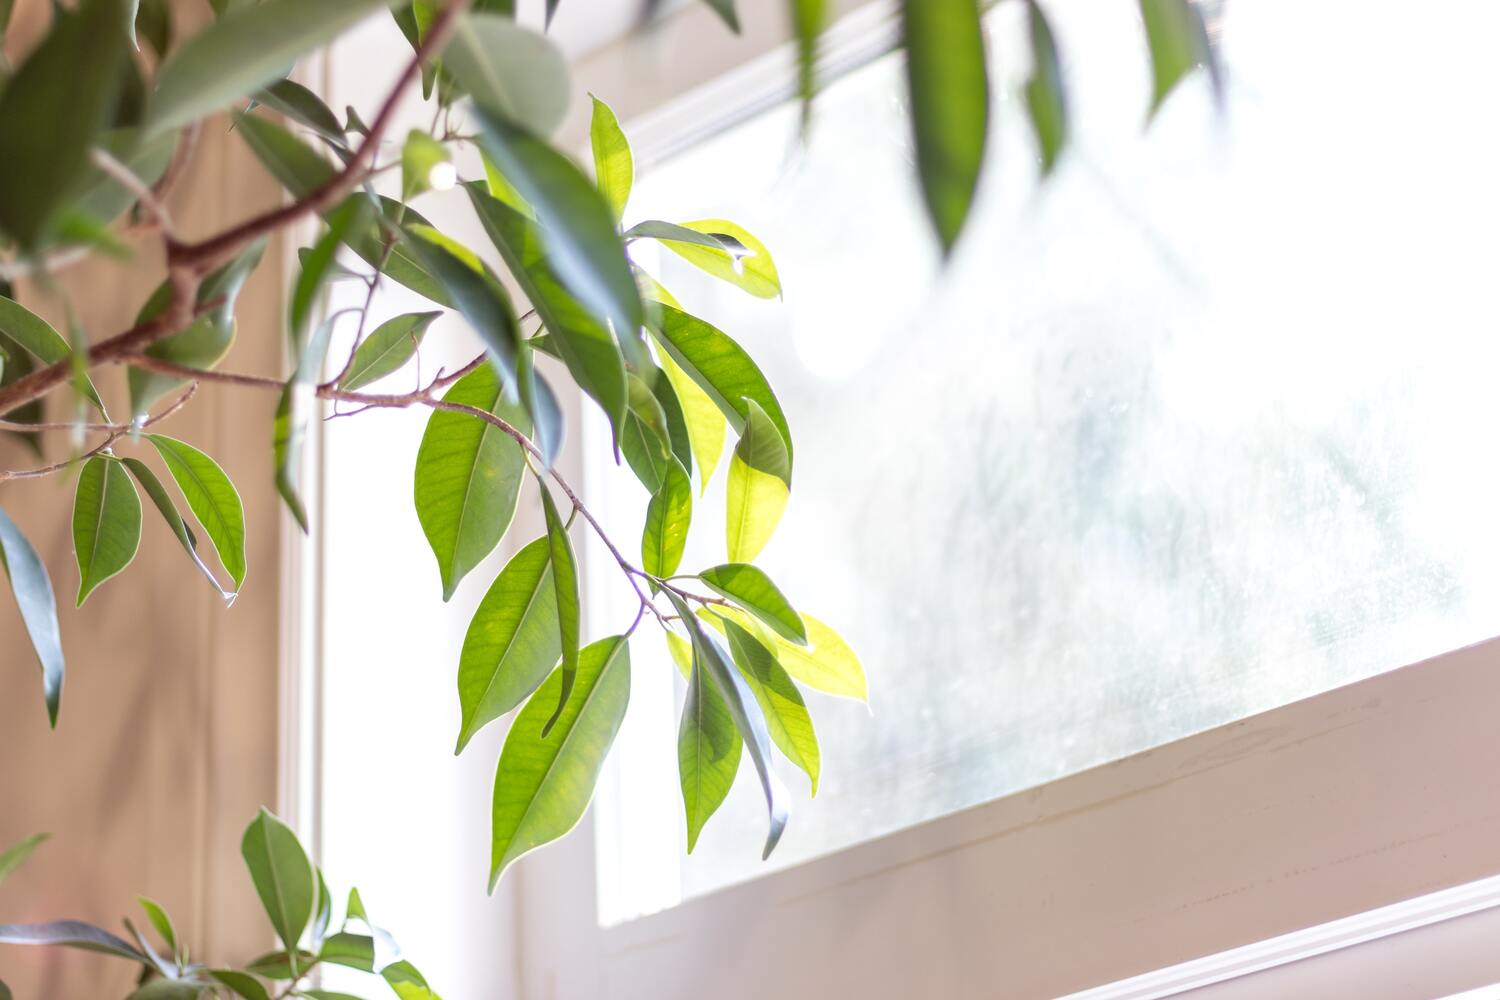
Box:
[518,5,1500,998]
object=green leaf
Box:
[789,0,827,130]
[0,921,146,962]
[414,363,529,601]
[291,196,371,353]
[207,970,270,1000]
[382,960,441,1000]
[698,563,806,645]
[0,332,45,457]
[721,617,819,794]
[666,593,788,858]
[647,304,790,468]
[72,127,178,225]
[136,898,178,958]
[678,646,741,851]
[72,456,143,606]
[455,536,560,754]
[134,0,172,59]
[1023,0,1068,176]
[244,949,316,980]
[620,372,672,492]
[319,930,375,971]
[517,345,564,471]
[126,979,207,1000]
[0,834,48,885]
[129,238,266,417]
[902,0,989,255]
[467,185,630,441]
[236,110,336,196]
[1138,0,1221,117]
[0,0,129,246]
[702,0,739,31]
[538,484,580,737]
[241,808,316,959]
[401,130,451,199]
[254,78,345,144]
[654,348,724,493]
[0,295,104,410]
[443,14,569,138]
[302,992,369,1000]
[148,434,248,588]
[588,95,632,223]
[0,508,65,726]
[655,219,780,299]
[338,311,440,391]
[642,457,691,578]
[725,398,791,562]
[648,366,693,478]
[311,867,332,945]
[707,606,866,702]
[404,226,522,385]
[490,636,631,890]
[471,108,643,345]
[148,0,394,134]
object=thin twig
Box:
[90,148,175,235]
[0,383,198,433]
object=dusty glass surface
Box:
[590,0,1500,922]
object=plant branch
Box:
[90,148,175,235]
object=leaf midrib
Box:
[464,556,552,738]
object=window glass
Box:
[590,0,1500,923]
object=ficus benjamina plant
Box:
[0,818,444,999]
[0,0,1219,980]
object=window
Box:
[589,0,1500,924]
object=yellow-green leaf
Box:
[642,457,692,578]
[678,649,741,851]
[588,95,633,223]
[658,219,780,299]
[698,562,806,645]
[725,398,790,562]
[722,617,819,795]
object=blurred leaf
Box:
[789,0,826,130]
[647,304,790,467]
[207,971,270,1000]
[404,226,522,385]
[338,311,440,391]
[0,295,104,410]
[480,150,533,217]
[383,960,441,1000]
[655,219,779,299]
[702,0,739,30]
[0,834,48,885]
[538,484,580,737]
[148,0,394,134]
[902,0,989,255]
[467,186,630,440]
[1139,0,1221,117]
[490,636,631,890]
[319,930,375,971]
[642,456,691,578]
[678,646,741,851]
[516,345,563,471]
[236,110,335,196]
[244,949,316,980]
[136,898,178,959]
[722,617,819,794]
[291,196,370,353]
[0,332,45,458]
[72,456,143,606]
[134,0,172,58]
[698,563,806,645]
[414,363,529,601]
[0,508,65,726]
[1023,0,1068,175]
[148,435,247,588]
[443,14,569,137]
[401,130,450,199]
[666,593,788,858]
[725,398,791,562]
[0,920,146,962]
[455,536,561,754]
[241,808,316,959]
[72,127,177,225]
[472,108,643,345]
[311,867,332,945]
[254,78,345,144]
[0,0,129,246]
[588,95,632,223]
[126,979,206,999]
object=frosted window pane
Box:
[591,0,1500,922]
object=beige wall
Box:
[0,2,286,994]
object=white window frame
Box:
[517,3,1500,998]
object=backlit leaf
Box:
[1139,0,1221,117]
[414,363,529,600]
[241,808,316,958]
[789,0,827,130]
[722,618,819,794]
[655,219,779,299]
[902,0,989,254]
[588,95,632,223]
[490,636,631,889]
[678,648,741,851]
[1023,0,1068,176]
[698,562,806,645]
[455,536,560,753]
[725,398,791,562]
[538,484,580,737]
[707,606,867,702]
[642,457,691,578]
[148,435,247,588]
[404,226,522,385]
[338,311,440,391]
[666,592,788,858]
[72,456,143,606]
[0,508,65,726]
[149,0,394,134]
[620,373,672,492]
[443,14,569,138]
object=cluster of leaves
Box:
[0,815,442,1000]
